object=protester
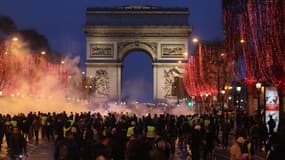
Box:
[230,136,247,160]
[0,109,273,160]
[8,127,27,159]
[54,131,80,160]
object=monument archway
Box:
[121,50,153,102]
[83,5,191,102]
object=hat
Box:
[236,137,246,143]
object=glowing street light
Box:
[240,39,245,44]
[192,37,199,43]
[82,72,85,75]
[61,61,65,64]
[41,51,46,55]
[234,86,242,133]
[12,37,18,41]
[256,82,262,117]
[236,86,241,92]
[256,82,262,89]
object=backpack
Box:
[58,141,70,160]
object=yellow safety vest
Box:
[41,116,48,125]
[11,120,17,127]
[247,142,252,159]
[146,126,155,138]
[127,126,135,137]
[266,150,271,159]
[204,119,210,127]
[247,143,251,152]
[63,126,71,137]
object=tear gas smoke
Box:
[0,37,194,116]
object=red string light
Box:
[223,0,285,87]
[0,41,69,96]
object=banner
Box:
[265,87,279,133]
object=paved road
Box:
[0,137,266,160]
[0,139,54,160]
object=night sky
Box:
[0,0,223,102]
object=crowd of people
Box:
[0,110,283,160]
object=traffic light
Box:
[187,99,193,107]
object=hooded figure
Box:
[230,136,246,160]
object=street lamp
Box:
[235,86,241,133]
[256,82,262,117]
[236,86,241,92]
[240,39,245,44]
[192,37,199,43]
[221,90,226,118]
[12,37,18,41]
[236,86,241,107]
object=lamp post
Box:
[221,90,226,119]
[235,86,241,133]
[256,82,262,118]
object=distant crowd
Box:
[0,110,284,160]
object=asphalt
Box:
[0,132,266,160]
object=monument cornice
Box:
[86,10,189,15]
[86,6,189,15]
[83,25,192,35]
[152,62,186,67]
[86,62,122,67]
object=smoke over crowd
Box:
[0,16,194,116]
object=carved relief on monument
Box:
[94,70,110,96]
[163,68,183,97]
[90,44,114,58]
[161,44,185,58]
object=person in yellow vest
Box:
[126,121,136,138]
[40,114,48,139]
[63,121,71,137]
[10,119,17,128]
[146,125,155,139]
[63,116,75,137]
[247,141,252,160]
[32,117,41,143]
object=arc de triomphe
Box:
[83,5,191,102]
